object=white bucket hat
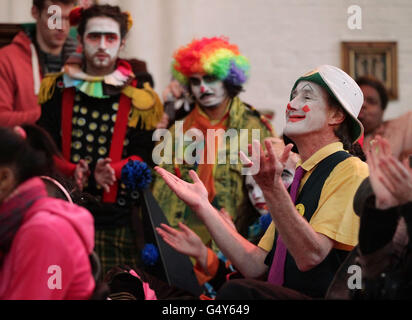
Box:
[290,65,364,144]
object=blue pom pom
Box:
[121,160,152,191]
[259,213,272,232]
[141,243,159,266]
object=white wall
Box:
[0,0,33,23]
[1,0,411,134]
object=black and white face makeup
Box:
[245,175,268,215]
[283,81,329,137]
[83,17,122,70]
[189,73,228,108]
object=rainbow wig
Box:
[171,37,250,87]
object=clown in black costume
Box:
[37,4,163,275]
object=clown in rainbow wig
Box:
[172,36,250,91]
[153,36,276,252]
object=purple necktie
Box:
[267,166,306,285]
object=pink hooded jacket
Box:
[0,191,95,300]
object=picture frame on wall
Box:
[341,41,398,99]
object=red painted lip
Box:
[288,115,306,122]
[255,203,266,208]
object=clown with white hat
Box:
[153,64,370,299]
[286,65,364,146]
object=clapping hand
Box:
[240,138,293,192]
[162,79,184,102]
[154,167,209,211]
[367,136,412,209]
[156,222,207,263]
[156,113,170,129]
[94,158,116,193]
[74,159,90,191]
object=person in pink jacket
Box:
[0,126,95,300]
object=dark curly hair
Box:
[77,4,129,40]
[328,95,366,160]
[356,76,389,111]
[0,127,49,184]
[33,0,77,12]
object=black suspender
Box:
[265,151,352,297]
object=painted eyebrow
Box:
[301,83,314,92]
[291,84,314,98]
[87,32,119,35]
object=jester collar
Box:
[62,57,135,98]
[39,56,164,130]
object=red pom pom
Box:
[69,7,83,26]
[117,59,132,72]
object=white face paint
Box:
[283,81,329,138]
[83,17,122,69]
[245,175,268,215]
[189,74,228,108]
[281,168,295,189]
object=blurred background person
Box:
[0,0,77,127]
[152,36,275,253]
[0,126,95,300]
[357,76,412,162]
